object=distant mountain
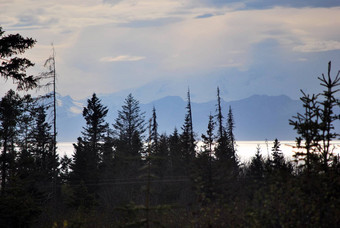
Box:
[56,93,305,142]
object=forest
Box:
[0,27,340,227]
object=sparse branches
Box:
[290,61,340,172]
[317,61,340,171]
[289,91,320,172]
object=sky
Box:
[1,0,340,103]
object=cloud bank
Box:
[100,55,146,62]
[1,1,340,102]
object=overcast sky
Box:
[1,0,340,102]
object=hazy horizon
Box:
[57,140,340,162]
[1,1,340,103]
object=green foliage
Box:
[290,61,339,173]
[0,26,37,90]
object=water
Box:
[57,141,340,163]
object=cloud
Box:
[1,1,340,101]
[69,106,83,114]
[198,0,340,9]
[119,17,182,28]
[293,40,340,52]
[100,55,146,62]
[195,13,214,19]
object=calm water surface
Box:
[57,141,340,163]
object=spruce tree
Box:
[82,93,109,155]
[226,106,238,172]
[168,128,182,176]
[0,91,43,227]
[290,62,340,172]
[247,145,265,180]
[227,106,236,157]
[0,90,23,194]
[317,61,340,171]
[150,108,169,179]
[28,105,59,196]
[214,87,228,161]
[180,89,195,167]
[0,27,37,90]
[70,93,108,195]
[271,139,284,169]
[151,106,159,152]
[289,91,320,173]
[100,129,115,180]
[198,113,216,201]
[213,88,238,199]
[201,113,215,159]
[113,93,145,180]
[266,138,292,179]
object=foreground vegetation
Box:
[0,26,339,227]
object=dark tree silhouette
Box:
[0,27,37,90]
[317,61,340,171]
[70,93,108,199]
[180,89,196,167]
[290,61,340,172]
[113,93,145,186]
[290,91,320,172]
[0,90,23,194]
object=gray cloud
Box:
[293,40,340,52]
[1,0,340,103]
[199,0,340,9]
[13,14,59,29]
[195,13,214,19]
[102,0,124,5]
[118,17,183,28]
[100,55,146,62]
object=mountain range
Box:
[56,93,307,142]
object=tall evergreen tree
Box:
[151,106,159,154]
[150,108,169,178]
[198,113,216,201]
[290,62,340,172]
[271,139,284,168]
[30,106,59,189]
[113,93,145,177]
[227,106,236,157]
[0,90,23,194]
[213,88,238,199]
[317,61,340,171]
[180,89,195,164]
[82,93,109,154]
[0,91,44,227]
[247,145,265,180]
[289,91,320,173]
[214,87,228,161]
[153,133,170,178]
[100,129,115,180]
[0,27,37,90]
[201,113,215,158]
[70,93,108,194]
[168,128,182,176]
[226,106,238,174]
[265,138,292,179]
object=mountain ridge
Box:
[57,93,303,142]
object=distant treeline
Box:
[0,26,340,227]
